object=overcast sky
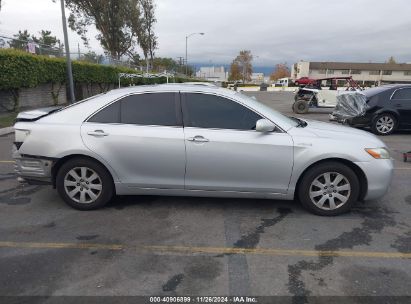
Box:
[1,0,410,67]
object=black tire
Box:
[293,100,309,114]
[371,113,397,136]
[56,157,114,210]
[297,162,360,216]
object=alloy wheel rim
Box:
[64,167,102,204]
[309,172,351,211]
[376,116,394,134]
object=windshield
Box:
[235,92,300,129]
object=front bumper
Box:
[354,158,394,201]
[13,146,53,185]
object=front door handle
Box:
[87,130,109,137]
[187,136,209,143]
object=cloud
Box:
[1,0,410,65]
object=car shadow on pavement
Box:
[106,194,383,219]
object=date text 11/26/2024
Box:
[149,296,258,303]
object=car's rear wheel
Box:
[298,162,360,216]
[293,100,309,114]
[372,113,397,136]
[56,157,114,210]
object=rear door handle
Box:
[187,136,209,143]
[87,130,109,137]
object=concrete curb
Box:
[0,127,14,136]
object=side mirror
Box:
[256,119,275,133]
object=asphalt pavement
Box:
[0,91,410,300]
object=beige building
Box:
[291,61,411,85]
[196,66,228,82]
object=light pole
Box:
[60,0,75,103]
[185,32,204,76]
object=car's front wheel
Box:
[56,157,114,210]
[298,162,360,216]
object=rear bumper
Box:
[13,146,53,185]
[354,158,394,201]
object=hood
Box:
[16,106,62,122]
[299,119,385,146]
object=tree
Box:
[228,60,241,81]
[128,0,157,71]
[140,0,157,66]
[229,50,253,83]
[32,30,63,56]
[8,30,31,50]
[8,30,62,55]
[387,56,397,64]
[65,0,140,60]
[152,57,178,72]
[270,63,290,81]
[33,30,61,48]
[80,51,103,63]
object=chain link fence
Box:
[0,34,147,71]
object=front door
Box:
[81,92,186,189]
[391,88,411,127]
[182,93,294,194]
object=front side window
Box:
[88,93,179,126]
[392,88,411,100]
[183,93,262,130]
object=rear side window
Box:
[392,88,411,100]
[183,93,262,130]
[88,93,180,126]
[121,93,179,126]
[88,101,120,123]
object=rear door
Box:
[391,88,411,127]
[81,92,186,189]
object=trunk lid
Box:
[15,106,62,122]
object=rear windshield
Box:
[57,93,106,112]
[363,86,389,98]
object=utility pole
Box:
[60,0,75,103]
[185,32,204,76]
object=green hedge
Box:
[0,49,191,90]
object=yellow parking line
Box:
[0,241,123,251]
[0,161,14,163]
[0,241,410,259]
[142,245,411,259]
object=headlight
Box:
[365,148,390,159]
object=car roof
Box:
[102,83,227,96]
[40,83,296,131]
[378,84,411,89]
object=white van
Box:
[274,78,293,87]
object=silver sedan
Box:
[13,84,393,215]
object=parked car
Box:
[293,77,362,114]
[294,77,315,86]
[332,84,411,135]
[13,84,393,216]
